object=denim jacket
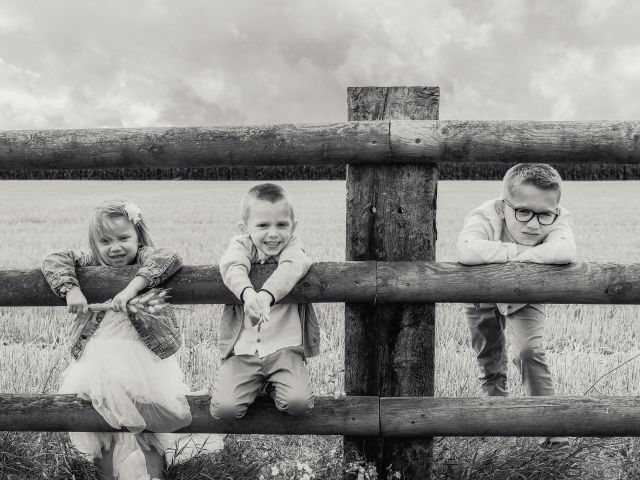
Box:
[218,234,320,359]
[42,246,183,360]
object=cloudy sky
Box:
[1,0,639,129]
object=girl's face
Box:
[97,217,140,266]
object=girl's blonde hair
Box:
[88,199,154,265]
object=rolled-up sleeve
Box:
[136,247,183,287]
[41,249,92,297]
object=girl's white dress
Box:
[60,309,223,480]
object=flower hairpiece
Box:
[124,202,142,225]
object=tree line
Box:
[2,164,640,180]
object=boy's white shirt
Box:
[219,233,313,357]
[456,198,576,314]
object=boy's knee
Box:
[513,344,545,364]
[275,392,314,416]
[209,400,248,421]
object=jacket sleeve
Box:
[136,246,184,287]
[219,235,255,301]
[261,235,313,303]
[41,249,94,297]
[456,209,518,265]
[515,210,576,264]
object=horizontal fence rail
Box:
[3,261,640,306]
[3,394,640,437]
[0,395,379,436]
[3,121,640,170]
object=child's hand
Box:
[111,286,139,312]
[242,289,262,326]
[255,291,272,323]
[66,287,89,314]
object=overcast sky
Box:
[1,0,639,129]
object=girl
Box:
[42,199,220,480]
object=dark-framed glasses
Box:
[502,198,559,226]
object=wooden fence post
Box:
[345,86,439,478]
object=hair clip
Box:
[124,202,142,225]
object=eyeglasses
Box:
[502,198,559,226]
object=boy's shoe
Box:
[538,436,570,450]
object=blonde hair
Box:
[503,164,562,200]
[88,199,154,265]
[240,183,295,222]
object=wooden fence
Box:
[2,86,640,478]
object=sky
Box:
[1,0,640,129]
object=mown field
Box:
[0,180,640,479]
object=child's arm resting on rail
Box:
[456,211,517,265]
[515,210,576,264]
[41,249,94,297]
[136,246,183,287]
[219,235,255,300]
[260,235,313,304]
[110,247,184,312]
[219,235,266,323]
[42,249,95,313]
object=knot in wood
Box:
[274,137,287,148]
[605,282,632,299]
[440,126,450,136]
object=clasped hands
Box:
[242,288,272,326]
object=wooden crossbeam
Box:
[2,261,639,306]
[3,121,640,170]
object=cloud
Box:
[1,0,640,129]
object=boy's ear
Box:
[495,199,505,219]
[237,221,247,234]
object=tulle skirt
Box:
[60,310,223,479]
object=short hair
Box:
[241,183,295,222]
[503,164,562,200]
[88,198,154,265]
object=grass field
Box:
[0,180,639,479]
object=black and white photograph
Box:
[1,1,640,479]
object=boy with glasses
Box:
[456,163,575,449]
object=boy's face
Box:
[243,199,296,256]
[501,183,560,246]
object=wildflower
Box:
[271,465,279,477]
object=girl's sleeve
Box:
[136,246,184,287]
[41,249,94,297]
[219,235,255,301]
[261,235,313,303]
[456,210,517,265]
[515,210,576,264]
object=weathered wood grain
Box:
[376,261,640,304]
[0,262,375,306]
[2,261,640,306]
[381,396,640,437]
[0,394,379,436]
[5,120,640,171]
[346,86,439,479]
[0,122,388,170]
[6,393,640,437]
[391,120,640,164]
